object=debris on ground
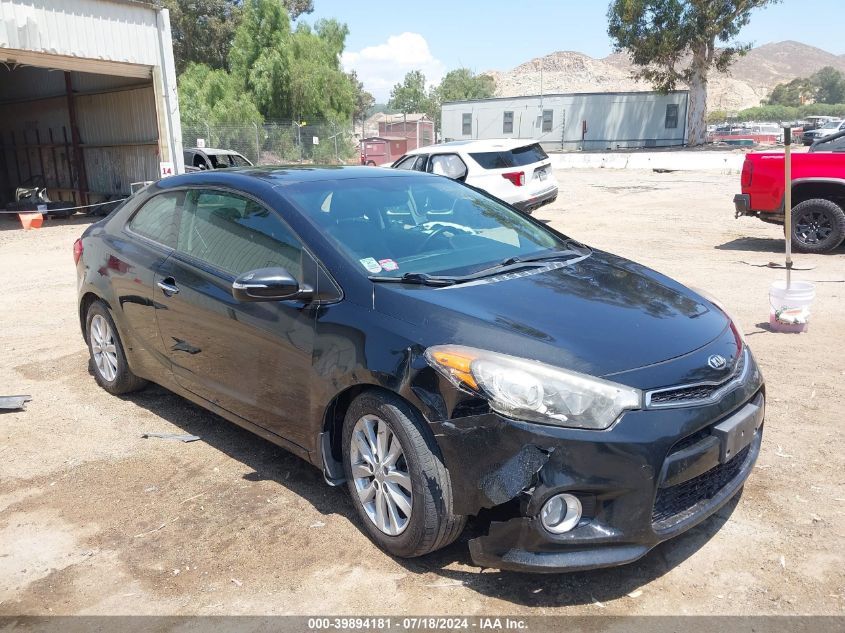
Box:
[141,432,201,442]
[231,578,242,587]
[0,394,32,411]
[628,590,643,598]
[309,521,326,528]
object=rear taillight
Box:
[502,171,525,186]
[73,238,83,264]
[741,160,753,188]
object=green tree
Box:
[767,76,813,106]
[811,66,845,105]
[178,63,263,128]
[607,0,779,146]
[178,63,264,157]
[229,0,353,121]
[348,70,375,136]
[164,0,315,74]
[163,0,240,74]
[388,70,430,114]
[428,68,495,129]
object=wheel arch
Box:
[79,291,111,343]
[791,178,845,208]
[317,384,431,484]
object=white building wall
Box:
[442,92,689,151]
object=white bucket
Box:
[769,280,815,333]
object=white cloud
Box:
[342,32,445,103]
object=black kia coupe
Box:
[74,166,764,572]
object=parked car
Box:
[802,116,837,132]
[75,166,764,573]
[391,139,559,214]
[184,147,253,172]
[802,120,845,145]
[750,124,784,143]
[734,149,845,252]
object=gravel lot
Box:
[1,167,843,616]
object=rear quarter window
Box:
[127,191,183,249]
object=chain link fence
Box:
[181,120,358,166]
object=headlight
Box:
[424,345,641,429]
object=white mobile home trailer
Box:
[0,0,183,209]
[442,91,689,151]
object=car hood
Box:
[375,250,731,380]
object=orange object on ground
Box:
[18,213,43,230]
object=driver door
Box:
[153,188,316,446]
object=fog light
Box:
[540,493,582,534]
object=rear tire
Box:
[790,198,845,253]
[342,391,466,558]
[85,300,147,395]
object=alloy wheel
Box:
[349,414,413,536]
[90,314,118,382]
[795,209,833,245]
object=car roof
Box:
[407,138,536,154]
[186,147,243,155]
[157,165,437,190]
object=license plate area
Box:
[712,394,764,463]
[534,165,548,181]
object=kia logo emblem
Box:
[708,354,727,370]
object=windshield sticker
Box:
[378,259,399,272]
[359,257,383,273]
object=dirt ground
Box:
[1,167,843,616]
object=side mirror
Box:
[232,267,314,302]
[198,163,207,171]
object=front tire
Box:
[85,300,147,395]
[790,198,845,253]
[342,391,466,558]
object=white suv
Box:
[391,139,559,213]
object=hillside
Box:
[489,41,845,112]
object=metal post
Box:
[254,122,260,165]
[333,123,339,163]
[64,72,88,205]
[784,126,793,288]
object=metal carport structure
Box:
[0,0,182,209]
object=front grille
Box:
[649,384,721,405]
[647,350,746,408]
[652,444,751,527]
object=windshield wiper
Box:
[369,272,457,286]
[370,245,593,287]
[498,247,585,267]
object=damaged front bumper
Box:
[429,359,764,573]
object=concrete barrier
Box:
[550,151,746,173]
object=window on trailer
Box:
[665,104,679,129]
[542,110,553,133]
[503,111,514,134]
[462,113,472,136]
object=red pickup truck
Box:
[734,138,845,253]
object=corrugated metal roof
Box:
[0,0,161,70]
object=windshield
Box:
[283,175,568,278]
[822,121,841,129]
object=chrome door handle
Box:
[157,279,179,295]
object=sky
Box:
[304,0,845,102]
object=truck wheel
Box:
[790,199,845,253]
[342,391,466,558]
